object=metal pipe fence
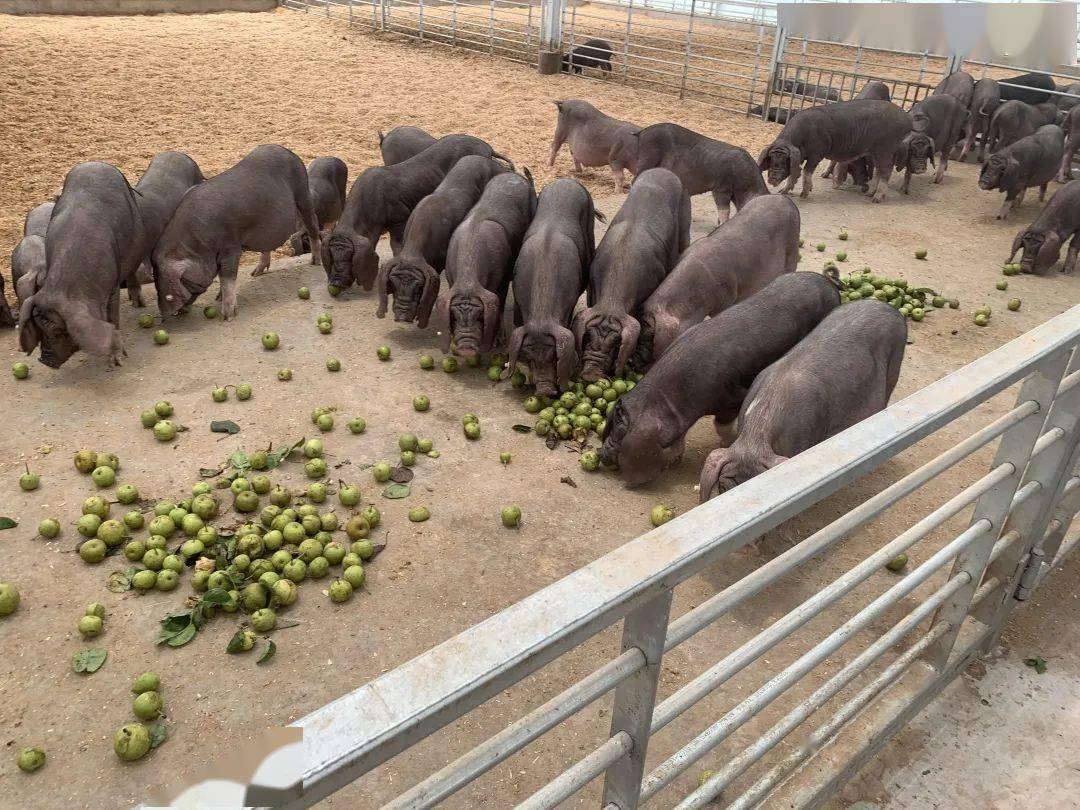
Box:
[261,305,1080,808]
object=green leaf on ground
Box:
[257,640,276,665]
[165,622,198,647]
[211,420,241,435]
[0,517,17,530]
[226,629,251,654]
[147,722,167,749]
[72,648,107,674]
[1024,656,1048,674]
[382,483,410,499]
[511,424,533,433]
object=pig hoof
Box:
[251,267,268,278]
[311,253,322,267]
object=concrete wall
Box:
[0,0,276,14]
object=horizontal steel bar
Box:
[386,649,644,809]
[649,460,1013,739]
[664,400,1038,652]
[515,732,631,810]
[684,571,970,808]
[641,516,994,800]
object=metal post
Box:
[623,0,632,80]
[451,0,457,46]
[348,0,352,25]
[526,1,533,60]
[679,0,697,100]
[326,0,329,19]
[418,0,424,41]
[747,25,764,115]
[760,26,786,120]
[926,349,1073,669]
[372,0,378,31]
[974,349,1080,634]
[600,591,673,810]
[537,0,563,73]
[381,0,387,31]
[489,0,495,55]
[918,50,927,83]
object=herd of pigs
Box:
[4,66,1078,498]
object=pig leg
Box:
[127,277,146,308]
[548,125,568,167]
[713,418,738,448]
[1063,232,1080,274]
[251,252,272,277]
[997,193,1015,220]
[869,152,894,203]
[1038,183,1048,202]
[900,168,913,195]
[933,151,948,184]
[799,160,819,198]
[569,147,584,173]
[822,160,836,179]
[108,288,126,364]
[611,165,626,192]
[219,250,242,320]
[390,222,406,256]
[711,188,732,224]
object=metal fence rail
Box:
[264,305,1080,809]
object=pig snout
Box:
[520,337,559,396]
[580,324,621,382]
[388,266,424,322]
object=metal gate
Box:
[260,306,1080,808]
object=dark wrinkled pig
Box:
[933,70,975,108]
[998,72,1056,105]
[574,168,689,382]
[822,82,891,181]
[958,79,1002,163]
[379,126,437,165]
[986,100,1059,154]
[376,155,507,327]
[749,105,795,124]
[758,99,913,202]
[131,151,205,306]
[979,124,1064,219]
[435,170,537,357]
[1007,179,1080,274]
[153,145,320,318]
[599,271,840,486]
[895,94,967,190]
[633,194,799,369]
[0,274,13,327]
[1058,105,1080,182]
[19,163,147,367]
[323,134,512,293]
[699,300,905,500]
[506,179,598,396]
[562,39,613,75]
[548,100,636,189]
[288,156,348,255]
[893,129,937,194]
[609,123,766,222]
[10,201,53,304]
[772,76,840,102]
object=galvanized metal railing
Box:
[265,306,1080,809]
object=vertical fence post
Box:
[974,349,1080,634]
[348,0,352,26]
[537,0,564,74]
[418,0,424,41]
[372,0,378,31]
[747,24,764,115]
[917,50,927,83]
[759,26,785,120]
[452,0,458,47]
[622,0,632,81]
[678,0,696,99]
[526,0,533,62]
[600,591,673,810]
[381,0,388,32]
[925,349,1073,670]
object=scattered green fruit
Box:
[0,583,20,616]
[153,329,169,345]
[262,332,280,350]
[16,747,45,773]
[329,579,353,603]
[114,724,151,761]
[377,345,391,361]
[326,358,341,372]
[413,395,430,412]
[132,691,162,721]
[500,505,521,528]
[203,305,219,319]
[1008,298,1021,311]
[12,362,29,380]
[419,354,435,370]
[650,505,674,527]
[137,313,155,329]
[885,553,909,572]
[915,248,927,260]
[298,287,310,300]
[408,506,430,522]
[442,356,458,373]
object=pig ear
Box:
[434,293,452,353]
[375,259,392,318]
[927,146,936,167]
[1009,230,1024,262]
[67,313,117,358]
[478,288,503,354]
[788,146,803,179]
[1037,231,1062,270]
[415,263,441,329]
[699,448,729,504]
[18,296,40,353]
[571,307,595,351]
[894,137,909,171]
[553,325,577,390]
[757,146,770,171]
[354,237,379,291]
[613,314,641,377]
[651,312,681,362]
[504,326,525,379]
[319,239,332,274]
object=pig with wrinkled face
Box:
[979,124,1064,220]
[893,130,936,194]
[608,123,766,223]
[1006,179,1080,274]
[548,100,637,191]
[632,194,799,370]
[153,145,320,318]
[434,170,537,358]
[288,157,348,256]
[757,99,913,202]
[574,168,689,383]
[904,94,968,188]
[933,70,975,109]
[323,135,513,293]
[10,201,54,308]
[699,300,906,500]
[599,271,840,486]
[379,126,437,165]
[376,155,507,327]
[506,179,598,396]
[131,151,205,307]
[19,162,147,367]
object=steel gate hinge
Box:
[1014,547,1045,601]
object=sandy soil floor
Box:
[0,9,1079,810]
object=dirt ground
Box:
[1,9,1079,810]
